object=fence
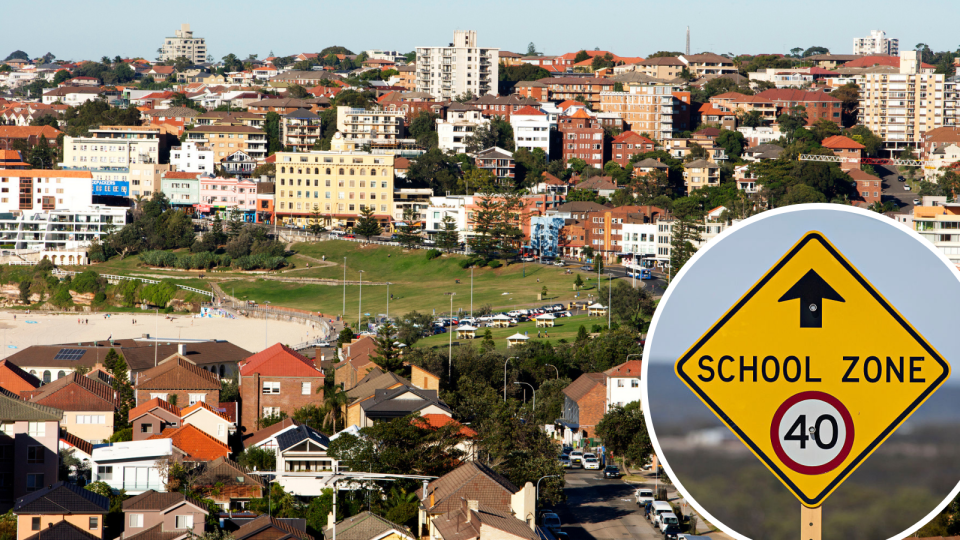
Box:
[238,304,334,338]
[52,269,214,298]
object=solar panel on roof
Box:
[53,348,86,361]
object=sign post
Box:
[644,207,960,539]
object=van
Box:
[658,512,679,533]
[649,501,673,524]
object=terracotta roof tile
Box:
[821,135,865,150]
[123,489,206,511]
[24,372,117,412]
[604,360,642,377]
[135,354,221,392]
[0,359,40,394]
[563,373,606,402]
[512,106,545,116]
[182,400,232,422]
[415,414,477,437]
[234,515,314,540]
[129,397,182,422]
[147,424,230,461]
[421,462,519,516]
[60,430,93,456]
[239,344,323,377]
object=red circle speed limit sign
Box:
[770,391,854,475]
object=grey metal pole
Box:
[343,257,347,323]
[536,474,559,510]
[358,270,364,330]
[448,293,455,383]
[515,381,536,410]
[545,364,559,379]
[608,274,612,329]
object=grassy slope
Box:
[415,313,600,351]
[220,241,606,324]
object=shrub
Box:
[425,249,442,260]
[487,259,502,269]
[50,286,73,308]
[475,259,488,268]
[457,259,473,269]
[93,291,106,304]
[591,324,603,333]
[70,270,104,294]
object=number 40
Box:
[785,414,839,449]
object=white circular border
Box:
[640,203,960,540]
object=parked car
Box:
[649,501,673,524]
[904,185,912,191]
[580,265,593,271]
[569,451,583,467]
[602,465,621,479]
[583,457,600,470]
[559,455,571,468]
[658,513,680,533]
[539,512,562,535]
[554,260,566,267]
[521,256,536,262]
[344,234,356,239]
[913,198,920,205]
[636,488,655,507]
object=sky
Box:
[3,0,958,63]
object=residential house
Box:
[242,417,301,451]
[275,425,337,497]
[510,106,553,158]
[921,126,960,160]
[683,159,720,195]
[40,87,102,106]
[58,431,93,484]
[141,106,199,135]
[604,360,642,410]
[474,147,515,185]
[13,481,109,540]
[236,515,314,540]
[0,360,40,396]
[129,398,182,441]
[148,424,231,464]
[133,354,222,408]
[632,158,670,178]
[609,132,655,168]
[437,104,488,154]
[191,457,264,511]
[238,344,324,436]
[344,369,410,428]
[430,499,540,540]
[849,168,882,207]
[358,386,452,427]
[417,462,536,539]
[0,393,62,509]
[91,439,174,495]
[324,511,412,540]
[741,144,784,162]
[679,53,737,77]
[558,110,605,167]
[820,135,865,171]
[121,490,208,539]
[335,336,379,390]
[180,401,234,445]
[22,372,116,444]
[572,176,619,198]
[559,373,607,443]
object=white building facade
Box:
[416,30,499,100]
[160,23,207,64]
[619,223,658,258]
[62,126,169,198]
[437,105,488,154]
[170,141,215,175]
[91,439,173,495]
[853,30,899,56]
[510,107,553,157]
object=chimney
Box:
[178,344,186,356]
[465,499,479,522]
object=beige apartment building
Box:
[185,125,268,161]
[274,132,395,229]
[159,23,207,64]
[857,51,958,152]
[599,83,692,140]
[683,159,720,195]
[61,126,169,198]
[633,57,686,79]
[335,106,405,145]
[416,30,499,99]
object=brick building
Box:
[192,457,265,511]
[238,344,325,435]
[560,373,607,441]
[849,168,882,206]
[0,126,61,151]
[129,398,181,441]
[469,94,542,120]
[921,126,960,160]
[133,354,221,408]
[541,77,616,108]
[821,135,865,171]
[584,205,666,262]
[558,110,606,167]
[754,88,843,126]
[609,132,656,168]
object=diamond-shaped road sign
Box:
[676,231,950,507]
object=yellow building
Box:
[274,132,395,229]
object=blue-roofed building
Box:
[274,425,338,497]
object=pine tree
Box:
[369,322,403,375]
[436,215,460,252]
[353,206,382,239]
[396,208,421,247]
[110,351,135,430]
[669,216,703,280]
[574,274,584,290]
[227,210,244,238]
[211,214,226,245]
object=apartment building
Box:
[609,132,656,168]
[185,125,268,161]
[541,77,616,108]
[755,88,843,126]
[273,133,395,229]
[474,147,515,185]
[679,53,737,77]
[281,109,321,152]
[654,211,738,269]
[857,51,959,152]
[620,222,658,262]
[913,201,960,263]
[584,206,664,262]
[558,109,605,167]
[632,57,686,79]
[683,159,721,195]
[0,393,61,510]
[170,141,214,174]
[62,126,169,198]
[416,30,499,99]
[159,24,207,64]
[437,104,488,154]
[853,30,899,56]
[161,171,201,207]
[199,176,258,217]
[599,83,691,140]
[509,106,553,157]
[335,106,405,145]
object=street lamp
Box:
[448,292,455,383]
[514,381,536,410]
[343,257,347,324]
[545,364,559,379]
[536,474,560,508]
[470,267,474,317]
[358,270,365,330]
[264,301,271,349]
[608,273,612,329]
[386,282,391,320]
[504,357,518,401]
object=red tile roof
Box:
[60,430,93,457]
[612,131,655,146]
[129,397,182,422]
[0,359,40,395]
[512,106,545,116]
[604,360,642,377]
[843,56,935,69]
[162,171,201,179]
[135,354,222,391]
[182,400,232,422]
[568,109,592,120]
[148,424,230,461]
[755,89,840,102]
[0,126,61,139]
[239,343,323,377]
[416,414,477,437]
[846,168,880,181]
[24,372,117,411]
[821,135,865,150]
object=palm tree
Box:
[320,386,348,433]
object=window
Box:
[27,446,44,463]
[98,466,113,480]
[129,514,143,528]
[263,407,280,417]
[176,515,194,529]
[189,394,205,405]
[32,517,40,531]
[90,517,99,530]
[76,415,105,424]
[302,382,311,395]
[0,423,12,437]
[150,393,168,400]
[218,424,225,437]
[27,422,44,437]
[140,424,153,434]
[26,474,43,492]
[262,381,280,395]
[631,380,640,388]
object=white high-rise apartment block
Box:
[416,31,499,100]
[857,51,958,152]
[853,30,899,56]
[159,24,207,64]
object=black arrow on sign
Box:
[778,269,845,328]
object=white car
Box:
[569,451,583,467]
[636,488,654,507]
[583,457,600,470]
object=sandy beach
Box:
[0,311,331,358]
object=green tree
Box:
[309,209,326,235]
[369,322,403,375]
[464,117,515,153]
[395,208,421,247]
[668,216,702,279]
[287,84,309,98]
[111,351,135,430]
[777,105,809,141]
[264,112,282,154]
[436,215,460,252]
[337,326,355,348]
[600,280,656,332]
[320,386,348,433]
[210,214,226,245]
[573,50,589,63]
[236,446,276,471]
[353,206,382,239]
[715,129,746,160]
[739,109,764,128]
[574,274,583,290]
[596,401,653,469]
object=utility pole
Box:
[448,293,455,383]
[342,257,347,324]
[608,274,612,329]
[358,270,364,330]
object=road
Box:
[553,468,735,540]
[877,164,919,212]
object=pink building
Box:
[198,176,259,220]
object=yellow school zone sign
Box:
[676,232,950,507]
